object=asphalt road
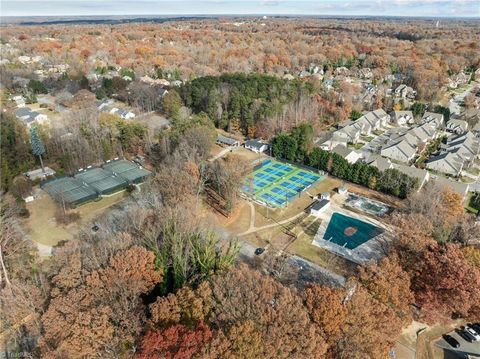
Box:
[237,240,346,287]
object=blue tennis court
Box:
[280,181,304,192]
[254,180,267,188]
[271,186,295,198]
[242,159,323,208]
[264,167,284,177]
[261,193,287,207]
[289,176,312,187]
[272,163,293,173]
[298,171,320,181]
[257,173,277,183]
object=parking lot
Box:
[435,327,480,357]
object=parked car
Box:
[254,248,265,255]
[469,323,480,335]
[443,334,460,348]
[456,328,474,343]
[465,326,480,341]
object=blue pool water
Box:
[323,212,383,249]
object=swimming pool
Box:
[345,194,391,216]
[323,212,384,249]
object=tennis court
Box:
[41,177,99,207]
[74,168,127,195]
[103,159,152,184]
[242,159,323,208]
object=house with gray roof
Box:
[446,119,468,135]
[433,176,470,200]
[425,152,464,177]
[332,145,362,164]
[380,139,416,163]
[217,134,239,147]
[421,112,444,129]
[394,84,416,100]
[336,125,361,143]
[391,111,414,126]
[318,132,348,150]
[15,107,33,120]
[441,131,479,162]
[15,107,48,127]
[392,163,429,190]
[365,154,393,172]
[353,109,390,135]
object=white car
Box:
[465,326,480,341]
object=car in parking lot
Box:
[254,248,265,255]
[468,323,480,335]
[443,334,460,348]
[456,328,475,343]
[465,326,480,341]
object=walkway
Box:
[238,210,306,236]
[209,146,238,162]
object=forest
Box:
[180,73,314,134]
[1,17,479,102]
[1,16,480,359]
[271,125,418,198]
[2,159,480,358]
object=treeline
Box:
[0,111,148,193]
[272,125,418,198]
[180,73,314,134]
[0,114,35,191]
[2,178,479,359]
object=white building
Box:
[245,139,269,153]
[390,111,414,126]
[310,199,330,217]
[446,119,468,135]
[12,95,26,108]
[332,144,362,164]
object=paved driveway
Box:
[435,330,480,356]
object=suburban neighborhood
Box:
[1,8,480,359]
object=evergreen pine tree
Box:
[30,126,46,172]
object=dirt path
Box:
[247,202,256,231]
[239,211,305,236]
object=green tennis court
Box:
[242,159,323,208]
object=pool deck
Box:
[312,196,392,264]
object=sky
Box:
[1,0,479,18]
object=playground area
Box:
[242,159,323,208]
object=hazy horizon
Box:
[2,0,479,18]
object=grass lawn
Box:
[25,190,127,247]
[286,227,356,277]
[253,176,342,226]
[460,175,474,183]
[348,143,364,150]
[360,135,375,142]
[465,167,480,176]
[222,200,252,233]
[232,147,267,162]
[465,193,479,214]
[209,144,226,157]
